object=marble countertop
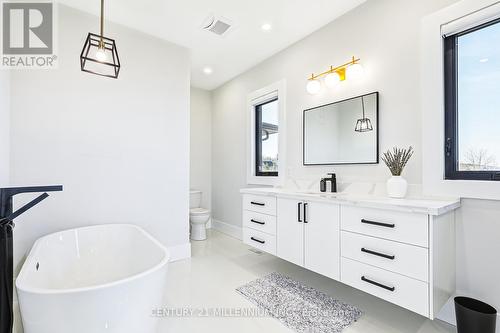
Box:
[240,187,461,216]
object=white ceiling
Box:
[62,0,366,90]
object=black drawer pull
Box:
[303,203,308,223]
[250,219,265,225]
[361,276,395,291]
[250,237,265,244]
[251,201,265,206]
[298,202,302,222]
[361,248,395,260]
[361,219,395,228]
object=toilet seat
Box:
[190,208,210,216]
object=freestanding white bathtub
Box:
[16,224,170,333]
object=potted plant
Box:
[381,146,414,198]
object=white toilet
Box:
[189,190,210,241]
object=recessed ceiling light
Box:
[203,67,213,75]
[261,23,272,31]
[479,58,489,63]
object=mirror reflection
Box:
[303,92,379,165]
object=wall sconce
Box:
[306,56,364,95]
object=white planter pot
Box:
[387,176,408,198]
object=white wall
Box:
[0,71,9,186]
[456,199,500,316]
[211,0,457,229]
[190,87,212,210]
[9,4,191,272]
[211,0,500,320]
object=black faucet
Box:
[320,173,337,193]
[0,185,63,333]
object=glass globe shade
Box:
[324,72,341,88]
[306,79,321,95]
[346,63,364,80]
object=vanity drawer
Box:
[341,257,429,317]
[243,227,276,255]
[243,210,276,235]
[243,194,277,216]
[341,231,428,282]
[341,206,428,247]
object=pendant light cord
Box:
[361,96,365,118]
[99,0,104,47]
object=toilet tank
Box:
[190,190,202,209]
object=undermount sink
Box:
[295,190,345,198]
[296,190,323,195]
[322,192,346,198]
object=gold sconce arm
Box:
[308,56,361,81]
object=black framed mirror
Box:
[303,92,379,166]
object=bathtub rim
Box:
[15,223,171,295]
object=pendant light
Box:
[355,96,373,132]
[80,0,121,78]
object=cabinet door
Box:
[277,198,304,266]
[304,202,340,280]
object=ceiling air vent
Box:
[202,14,233,36]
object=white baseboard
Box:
[211,219,242,240]
[436,295,456,326]
[13,300,23,333]
[168,242,191,262]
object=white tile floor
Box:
[159,230,456,333]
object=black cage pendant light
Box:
[80,0,120,78]
[355,96,373,132]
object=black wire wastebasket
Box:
[455,296,497,333]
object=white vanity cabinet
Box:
[242,194,277,255]
[340,206,433,317]
[275,198,303,265]
[277,198,340,280]
[240,189,460,319]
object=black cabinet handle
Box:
[250,237,265,244]
[361,248,395,260]
[303,203,308,223]
[250,219,265,225]
[251,201,265,206]
[361,276,395,292]
[361,219,395,228]
[298,202,302,222]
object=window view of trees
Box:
[460,148,497,171]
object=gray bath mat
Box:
[236,272,362,333]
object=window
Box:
[255,98,279,176]
[444,18,500,181]
[246,80,286,186]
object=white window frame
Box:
[246,80,286,186]
[421,0,500,200]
